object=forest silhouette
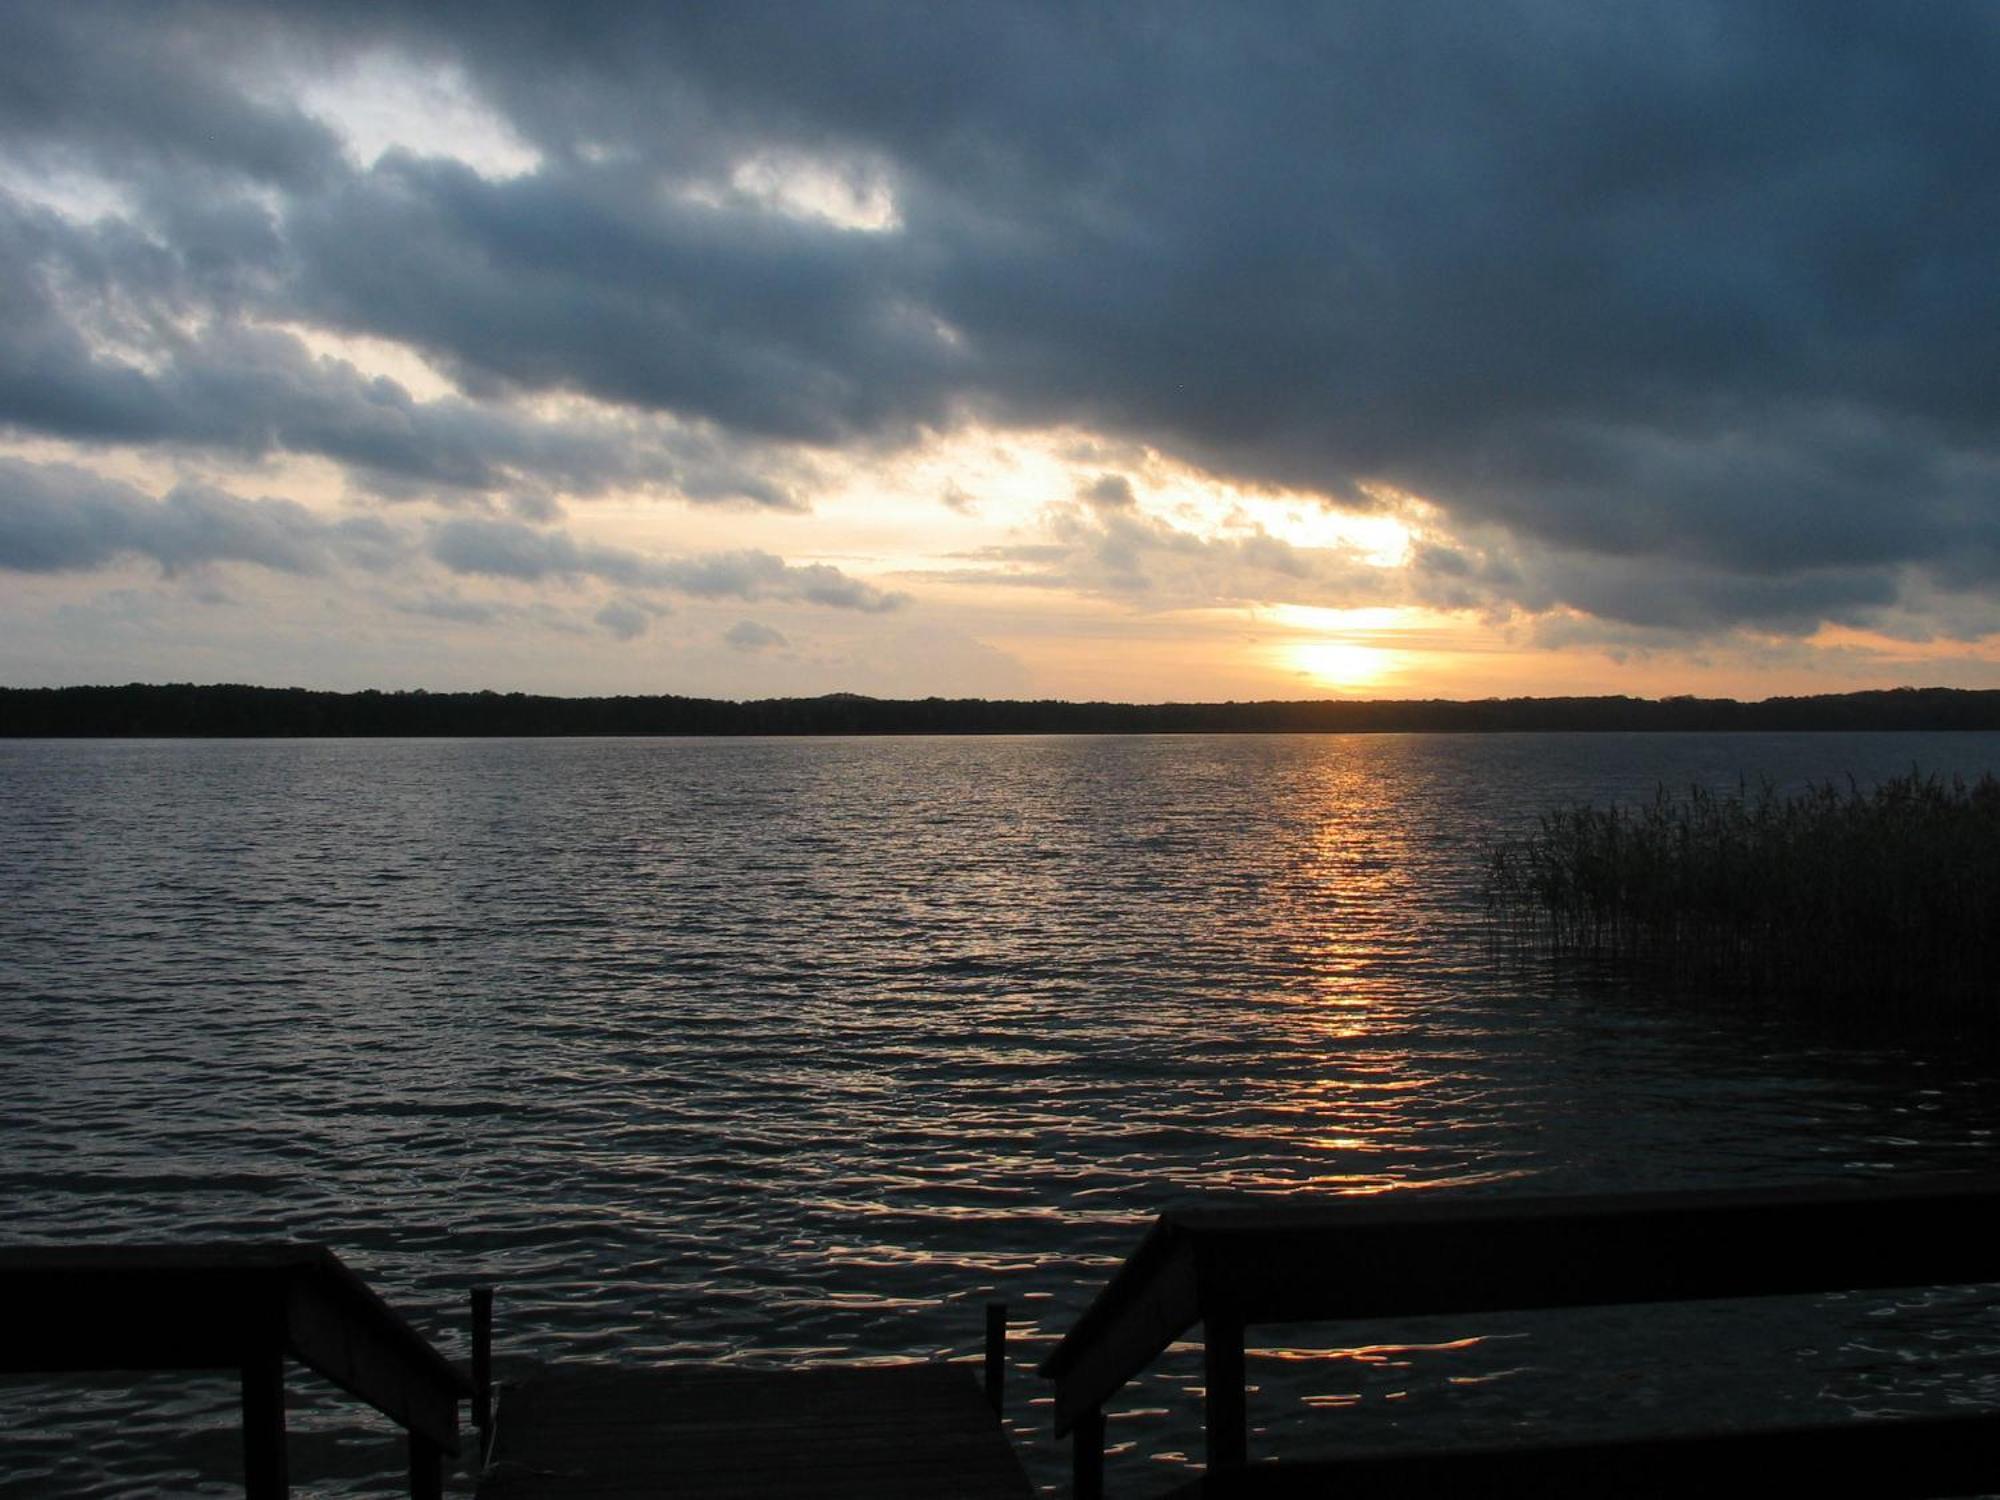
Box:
[4,684,1997,737]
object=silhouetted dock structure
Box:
[0,1243,471,1498]
[475,1362,1029,1498]
[1042,1175,2000,1496]
[0,1245,1025,1499]
[14,1176,2000,1496]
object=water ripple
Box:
[5,732,2000,1494]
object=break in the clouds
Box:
[2,0,1997,696]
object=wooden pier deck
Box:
[474,1362,1033,1499]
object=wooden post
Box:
[1072,1405,1106,1500]
[471,1285,494,1460]
[407,1431,444,1500]
[983,1301,1006,1417]
[239,1347,289,1500]
[1204,1316,1247,1472]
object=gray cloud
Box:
[0,193,800,509]
[594,597,651,640]
[398,591,499,625]
[0,457,373,576]
[281,154,960,448]
[1081,474,1137,512]
[723,619,786,652]
[1407,517,1941,638]
[430,516,907,611]
[0,5,341,189]
[946,491,1391,610]
[2,1,1998,637]
[1534,552,1902,636]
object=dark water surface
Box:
[5,732,2000,1495]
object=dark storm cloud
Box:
[0,3,340,187]
[282,155,962,446]
[4,1,1998,632]
[0,194,798,507]
[1538,552,1902,636]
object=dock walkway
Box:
[474,1362,1032,1499]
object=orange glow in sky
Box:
[1290,640,1397,691]
[3,9,1999,702]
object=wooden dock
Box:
[474,1362,1033,1499]
[1040,1174,2000,1498]
[27,1180,2000,1497]
[0,1243,471,1499]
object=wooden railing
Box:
[1038,1175,2000,1497]
[1,1243,475,1498]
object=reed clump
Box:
[1487,771,2000,1011]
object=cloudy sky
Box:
[3,2,1997,701]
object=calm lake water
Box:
[5,731,2000,1496]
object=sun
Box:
[1291,639,1392,690]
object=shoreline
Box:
[6,683,1999,738]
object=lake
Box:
[5,731,2000,1495]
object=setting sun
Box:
[1292,639,1393,689]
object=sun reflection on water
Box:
[9,734,2000,1493]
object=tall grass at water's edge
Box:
[1485,771,2000,1013]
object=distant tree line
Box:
[3,683,1999,737]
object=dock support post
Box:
[984,1301,1007,1417]
[471,1285,494,1461]
[240,1346,289,1500]
[407,1432,444,1500]
[1073,1406,1106,1500]
[1204,1316,1247,1472]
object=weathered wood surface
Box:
[475,1362,1033,1499]
[1159,1409,2000,1498]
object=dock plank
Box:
[476,1363,1032,1499]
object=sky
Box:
[2,2,1998,703]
